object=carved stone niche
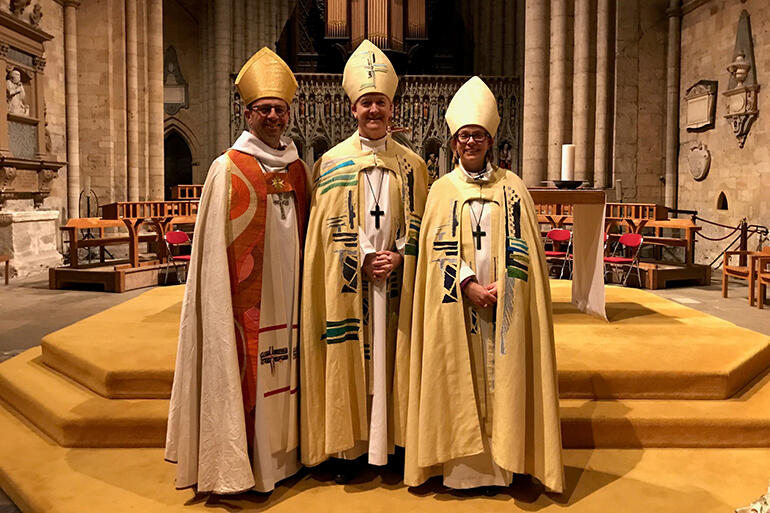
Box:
[684,80,717,132]
[723,10,760,149]
[0,7,65,209]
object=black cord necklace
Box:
[469,179,486,250]
[364,170,386,229]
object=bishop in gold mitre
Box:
[300,39,427,483]
[404,76,565,494]
[166,47,312,494]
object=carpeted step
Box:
[1,401,770,513]
[39,283,770,402]
[561,369,770,448]
[40,286,181,399]
[552,282,770,399]
[0,347,168,448]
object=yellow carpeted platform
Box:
[0,348,167,447]
[0,402,768,513]
[40,286,181,399]
[2,281,770,449]
[551,281,770,399]
[39,281,770,400]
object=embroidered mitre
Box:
[342,39,399,104]
[235,47,298,107]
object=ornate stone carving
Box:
[0,167,16,192]
[686,142,711,181]
[163,46,188,115]
[684,80,717,132]
[232,74,520,176]
[37,168,56,192]
[0,44,8,58]
[28,3,42,27]
[32,56,45,72]
[9,0,32,17]
[723,10,759,148]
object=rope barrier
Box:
[693,215,743,230]
[695,224,741,241]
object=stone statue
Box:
[9,0,32,17]
[498,141,512,169]
[426,152,438,186]
[6,69,29,116]
[29,3,42,27]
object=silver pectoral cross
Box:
[272,193,290,220]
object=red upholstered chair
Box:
[163,230,191,284]
[604,233,644,287]
[544,229,572,279]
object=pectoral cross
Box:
[272,193,290,220]
[370,203,384,229]
[472,224,486,250]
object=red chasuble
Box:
[225,149,308,443]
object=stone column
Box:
[594,0,612,189]
[64,0,81,217]
[502,0,517,77]
[233,0,245,68]
[126,0,140,201]
[246,0,258,53]
[547,0,568,181]
[215,0,232,153]
[147,0,164,200]
[572,0,594,184]
[521,0,549,186]
[665,0,681,209]
[613,0,639,201]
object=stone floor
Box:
[0,269,767,512]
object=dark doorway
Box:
[164,131,193,200]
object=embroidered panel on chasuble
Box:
[224,149,308,442]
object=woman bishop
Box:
[404,76,564,494]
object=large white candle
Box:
[561,144,575,181]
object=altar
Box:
[530,188,607,320]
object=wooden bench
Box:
[60,218,158,268]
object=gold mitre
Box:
[342,39,398,103]
[445,76,500,137]
[235,47,298,106]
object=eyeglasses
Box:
[456,131,488,144]
[249,104,288,116]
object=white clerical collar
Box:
[231,130,298,169]
[358,131,388,153]
[459,161,493,183]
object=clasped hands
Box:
[462,280,498,309]
[362,250,403,282]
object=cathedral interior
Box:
[0,0,769,512]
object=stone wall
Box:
[613,0,669,204]
[162,0,204,183]
[679,0,770,264]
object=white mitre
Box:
[445,76,500,137]
[342,39,398,103]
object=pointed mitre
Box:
[445,76,500,137]
[342,39,399,103]
[235,47,298,106]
